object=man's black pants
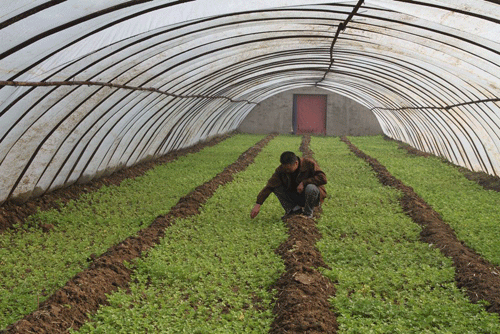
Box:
[273,184,320,216]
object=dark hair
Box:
[280,151,298,165]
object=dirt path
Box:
[270,135,338,334]
[341,136,500,318]
[3,134,275,334]
[0,133,234,233]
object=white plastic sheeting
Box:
[0,0,499,204]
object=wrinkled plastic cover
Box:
[0,0,499,203]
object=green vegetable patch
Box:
[75,135,301,333]
[311,136,500,333]
[349,135,500,266]
[0,134,264,330]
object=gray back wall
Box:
[238,87,383,136]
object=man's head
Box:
[280,151,299,173]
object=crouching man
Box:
[250,151,327,219]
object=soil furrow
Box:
[341,136,500,317]
[270,135,338,334]
[0,132,234,233]
[3,134,274,334]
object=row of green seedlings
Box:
[73,135,302,333]
[311,136,500,333]
[349,135,500,266]
[0,134,266,330]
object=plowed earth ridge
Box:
[270,135,338,334]
[341,136,500,318]
[3,134,274,334]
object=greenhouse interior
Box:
[1,1,500,333]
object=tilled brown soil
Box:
[270,135,338,334]
[0,133,234,233]
[2,134,274,334]
[8,133,497,333]
[341,136,500,317]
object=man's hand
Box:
[297,182,304,193]
[250,204,261,219]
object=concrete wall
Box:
[238,87,383,136]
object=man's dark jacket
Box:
[256,157,327,205]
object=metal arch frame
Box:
[331,58,490,171]
[0,14,342,139]
[0,1,499,203]
[1,34,337,199]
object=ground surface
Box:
[3,133,268,333]
[344,136,500,316]
[2,135,500,333]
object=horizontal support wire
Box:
[316,0,365,85]
[372,98,500,112]
[0,80,257,105]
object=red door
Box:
[294,94,326,135]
